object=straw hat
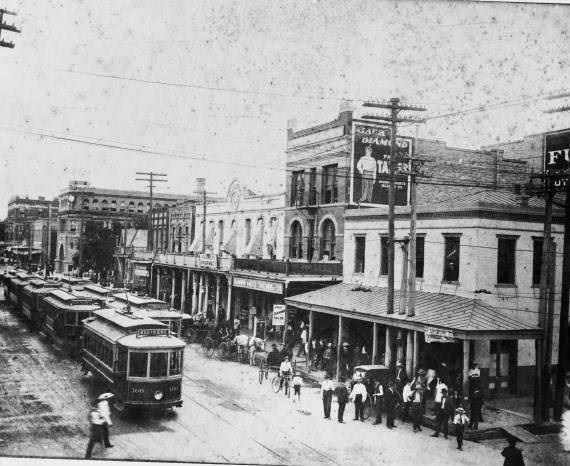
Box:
[98,392,114,400]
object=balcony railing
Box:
[233,258,342,276]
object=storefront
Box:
[285,282,542,396]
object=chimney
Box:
[519,194,530,207]
[339,99,354,114]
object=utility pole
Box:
[136,172,167,251]
[46,204,52,277]
[0,8,20,49]
[193,178,207,254]
[362,99,426,314]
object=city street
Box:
[2,294,565,466]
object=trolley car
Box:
[108,293,184,338]
[75,283,125,307]
[1,268,17,299]
[52,274,92,292]
[9,271,34,310]
[41,289,102,356]
[81,308,185,411]
[21,279,63,330]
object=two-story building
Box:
[286,191,562,398]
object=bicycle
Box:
[271,372,292,398]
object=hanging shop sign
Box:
[232,276,283,295]
[198,254,217,269]
[424,326,456,343]
[272,304,286,325]
[350,120,412,206]
[544,129,570,191]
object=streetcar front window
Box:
[149,352,168,378]
[129,352,148,378]
[169,350,182,375]
[170,320,180,335]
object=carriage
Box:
[41,289,102,357]
[81,308,185,411]
[181,313,217,344]
[21,278,62,330]
[351,364,391,420]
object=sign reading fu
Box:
[424,326,455,343]
[350,121,413,206]
[544,129,570,190]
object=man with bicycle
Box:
[279,355,293,390]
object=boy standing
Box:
[453,407,470,451]
[292,372,303,403]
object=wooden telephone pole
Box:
[362,99,426,314]
[136,172,167,251]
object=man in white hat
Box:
[97,392,115,448]
[85,404,105,458]
[350,375,368,422]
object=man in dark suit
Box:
[431,388,454,438]
[384,381,400,429]
[335,377,349,423]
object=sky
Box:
[1,0,570,218]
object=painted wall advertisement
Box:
[544,129,570,190]
[350,120,413,206]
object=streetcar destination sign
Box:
[136,328,169,338]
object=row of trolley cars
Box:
[1,269,188,412]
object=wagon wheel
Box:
[217,341,229,359]
[185,328,197,343]
[362,398,373,420]
[271,375,282,393]
[202,336,215,357]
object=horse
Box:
[231,335,265,364]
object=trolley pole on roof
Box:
[135,172,167,252]
[362,99,426,315]
[0,8,21,49]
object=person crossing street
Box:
[85,404,105,459]
[321,373,335,419]
[96,393,114,448]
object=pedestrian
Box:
[434,377,448,413]
[410,383,424,433]
[468,389,483,430]
[335,377,350,423]
[372,380,384,425]
[85,404,105,459]
[501,437,525,466]
[402,380,414,422]
[96,392,114,448]
[323,342,334,378]
[321,373,335,419]
[395,361,407,393]
[292,372,303,403]
[431,388,454,439]
[384,381,400,429]
[279,356,293,391]
[453,407,470,451]
[350,376,367,422]
[297,326,308,357]
[468,362,481,396]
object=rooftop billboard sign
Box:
[544,129,570,191]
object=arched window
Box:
[320,219,336,260]
[154,203,161,210]
[146,202,151,212]
[245,219,251,246]
[120,201,126,212]
[101,200,109,211]
[137,202,144,213]
[110,200,117,211]
[82,198,90,210]
[177,226,183,253]
[290,221,303,259]
[128,202,135,213]
[92,199,99,210]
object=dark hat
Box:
[507,436,518,445]
[324,373,330,379]
[417,369,426,375]
[271,343,277,348]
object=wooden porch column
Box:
[198,273,204,314]
[308,310,314,342]
[170,269,176,309]
[203,274,210,314]
[384,327,392,368]
[413,330,419,375]
[214,275,221,326]
[226,280,232,321]
[336,315,343,381]
[155,268,161,299]
[396,330,404,364]
[372,322,378,365]
[180,269,186,313]
[191,272,198,314]
[406,330,414,378]
[463,339,470,401]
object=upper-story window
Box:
[92,199,99,210]
[137,202,144,213]
[291,171,305,207]
[290,221,303,259]
[244,219,252,246]
[320,219,336,260]
[110,200,117,211]
[128,202,135,213]
[309,168,317,205]
[218,220,224,246]
[380,236,389,275]
[146,202,151,212]
[322,164,338,204]
[354,236,366,273]
[70,220,77,232]
[416,235,425,279]
[101,200,109,211]
[443,234,460,282]
[497,235,518,285]
[120,201,126,212]
[82,198,90,210]
[532,238,543,287]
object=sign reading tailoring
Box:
[424,326,456,343]
[232,276,283,294]
[544,129,570,190]
[350,120,412,206]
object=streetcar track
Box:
[183,370,340,465]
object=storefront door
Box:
[489,340,517,394]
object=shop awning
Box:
[285,283,542,340]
